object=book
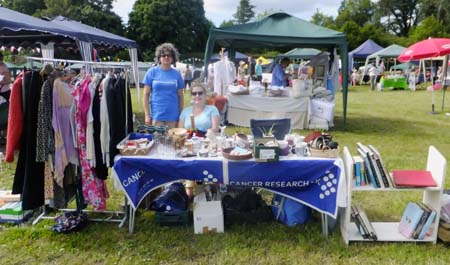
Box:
[392,170,437,187]
[351,206,370,239]
[360,144,385,188]
[355,205,377,240]
[399,202,424,238]
[412,203,431,239]
[417,202,437,240]
[353,156,362,186]
[357,148,378,188]
[357,143,384,188]
[368,145,393,187]
[353,156,365,186]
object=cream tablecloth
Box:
[227,94,311,129]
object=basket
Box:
[116,133,154,156]
[155,210,191,226]
[309,147,339,158]
[222,147,253,160]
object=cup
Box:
[295,142,308,157]
[285,134,295,146]
[278,140,290,156]
[295,135,305,145]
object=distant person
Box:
[408,66,417,91]
[0,52,11,101]
[255,59,263,83]
[237,61,246,82]
[368,62,378,91]
[247,56,252,76]
[297,62,308,80]
[183,64,193,90]
[271,57,290,87]
[142,43,185,128]
[351,69,359,86]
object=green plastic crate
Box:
[155,210,191,226]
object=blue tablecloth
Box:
[112,155,346,218]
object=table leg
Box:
[321,213,328,237]
[129,206,135,234]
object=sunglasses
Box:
[160,53,172,58]
[191,91,204,96]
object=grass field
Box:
[1,84,450,264]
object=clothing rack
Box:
[26,57,133,228]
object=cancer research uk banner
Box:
[113,157,223,209]
[227,159,341,217]
[113,157,342,217]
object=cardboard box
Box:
[311,99,335,122]
[193,193,224,234]
[0,201,32,223]
[253,137,280,162]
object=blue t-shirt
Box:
[143,66,185,121]
[179,105,220,131]
[271,63,286,87]
[255,64,263,76]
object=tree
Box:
[310,9,335,29]
[420,0,450,35]
[233,0,255,24]
[39,0,124,35]
[409,15,447,43]
[219,20,235,28]
[378,0,420,37]
[0,0,46,15]
[335,0,376,28]
[128,0,212,59]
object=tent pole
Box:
[340,42,349,129]
[441,55,448,112]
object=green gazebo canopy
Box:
[203,12,349,126]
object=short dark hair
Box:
[281,57,290,64]
[155,43,179,64]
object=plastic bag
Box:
[149,182,188,212]
[271,194,311,226]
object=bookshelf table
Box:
[341,146,446,245]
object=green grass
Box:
[2,85,450,264]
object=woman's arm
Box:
[143,85,151,125]
[211,115,220,133]
[178,89,184,113]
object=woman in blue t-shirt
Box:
[143,43,185,128]
[178,82,220,133]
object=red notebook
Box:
[392,170,437,187]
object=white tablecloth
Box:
[227,94,311,129]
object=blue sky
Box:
[112,0,341,26]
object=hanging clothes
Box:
[106,74,133,166]
[52,78,79,186]
[213,57,236,95]
[12,70,45,210]
[92,75,108,180]
[5,71,24,162]
[72,76,109,211]
[100,74,111,167]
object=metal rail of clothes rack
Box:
[27,57,133,228]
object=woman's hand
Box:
[145,115,152,125]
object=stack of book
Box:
[351,205,377,240]
[352,143,393,188]
[399,202,436,239]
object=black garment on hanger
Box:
[106,75,133,166]
[92,77,108,180]
[13,70,45,210]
